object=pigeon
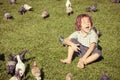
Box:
[66,6,73,16]
[18,49,28,61]
[66,0,71,7]
[86,3,97,12]
[66,72,72,80]
[4,11,14,20]
[9,53,16,61]
[41,10,49,19]
[59,36,64,43]
[7,53,16,75]
[8,50,28,62]
[58,36,74,47]
[6,60,16,75]
[66,0,73,16]
[100,71,110,80]
[58,36,67,47]
[9,0,16,4]
[18,5,27,15]
[31,61,41,80]
[23,4,33,11]
[9,69,22,80]
[111,0,120,3]
[15,55,25,77]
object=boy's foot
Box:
[60,59,71,64]
[77,59,85,69]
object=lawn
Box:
[0,0,120,80]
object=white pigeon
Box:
[23,4,32,11]
[15,55,25,77]
[66,0,71,7]
[9,76,19,80]
[9,69,21,80]
[66,6,73,16]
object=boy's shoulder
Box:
[89,29,98,38]
[90,29,97,34]
[72,31,81,34]
[74,31,81,33]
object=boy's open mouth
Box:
[86,26,89,29]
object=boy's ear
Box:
[75,26,81,31]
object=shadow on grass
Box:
[98,44,102,51]
[95,56,104,62]
[0,2,3,5]
[25,64,30,77]
[23,57,35,79]
[72,53,78,61]
[24,75,30,80]
[23,56,35,63]
[41,68,45,80]
[0,53,5,61]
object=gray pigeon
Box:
[58,36,64,43]
[9,53,16,61]
[7,50,27,75]
[58,36,78,47]
[58,36,67,47]
[8,49,28,62]
[18,5,27,15]
[6,60,16,75]
[86,3,97,12]
[111,0,120,3]
[100,71,110,80]
[19,49,28,61]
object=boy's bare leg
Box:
[84,53,100,65]
[77,53,100,68]
[60,46,74,64]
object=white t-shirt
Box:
[68,29,98,47]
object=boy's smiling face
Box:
[81,17,92,34]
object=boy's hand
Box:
[79,57,86,64]
[80,57,86,62]
[71,44,80,52]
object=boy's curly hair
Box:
[75,14,93,31]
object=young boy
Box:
[60,14,102,69]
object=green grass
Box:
[0,0,120,80]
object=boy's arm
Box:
[64,38,80,52]
[81,30,98,60]
[82,42,96,60]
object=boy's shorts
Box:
[70,38,102,57]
